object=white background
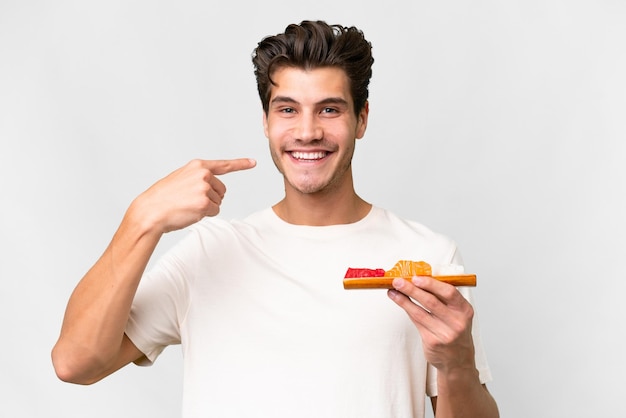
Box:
[1,1,625,417]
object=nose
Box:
[295,112,322,142]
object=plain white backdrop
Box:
[1,1,625,417]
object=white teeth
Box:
[291,151,327,160]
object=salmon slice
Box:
[383,260,432,277]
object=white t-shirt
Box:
[126,206,492,418]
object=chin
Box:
[289,177,341,195]
[291,184,326,195]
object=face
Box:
[263,66,368,196]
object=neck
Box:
[273,182,371,226]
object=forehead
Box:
[269,66,352,104]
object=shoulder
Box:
[373,207,453,241]
[153,211,268,272]
[371,206,460,263]
[182,208,275,245]
[186,210,263,240]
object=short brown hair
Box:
[252,20,374,115]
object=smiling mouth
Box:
[289,151,329,161]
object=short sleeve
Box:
[125,236,194,365]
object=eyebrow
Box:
[270,96,349,107]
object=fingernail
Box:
[412,276,425,286]
[392,278,405,289]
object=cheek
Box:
[264,117,289,140]
[266,127,282,146]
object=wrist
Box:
[124,196,166,238]
[436,365,481,395]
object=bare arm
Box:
[388,277,499,418]
[430,384,496,417]
[51,158,256,384]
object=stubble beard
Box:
[270,142,355,196]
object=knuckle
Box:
[451,318,469,336]
[441,285,458,299]
[186,158,203,170]
[189,160,212,178]
[418,292,437,310]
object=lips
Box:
[289,151,328,161]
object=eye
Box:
[322,107,338,114]
[280,107,295,113]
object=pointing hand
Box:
[131,158,257,234]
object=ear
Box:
[262,110,269,138]
[355,101,369,139]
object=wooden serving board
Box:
[343,274,477,289]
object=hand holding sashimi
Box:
[388,276,476,374]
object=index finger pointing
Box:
[206,158,257,175]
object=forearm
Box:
[434,368,499,418]
[52,203,162,382]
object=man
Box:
[52,20,499,417]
